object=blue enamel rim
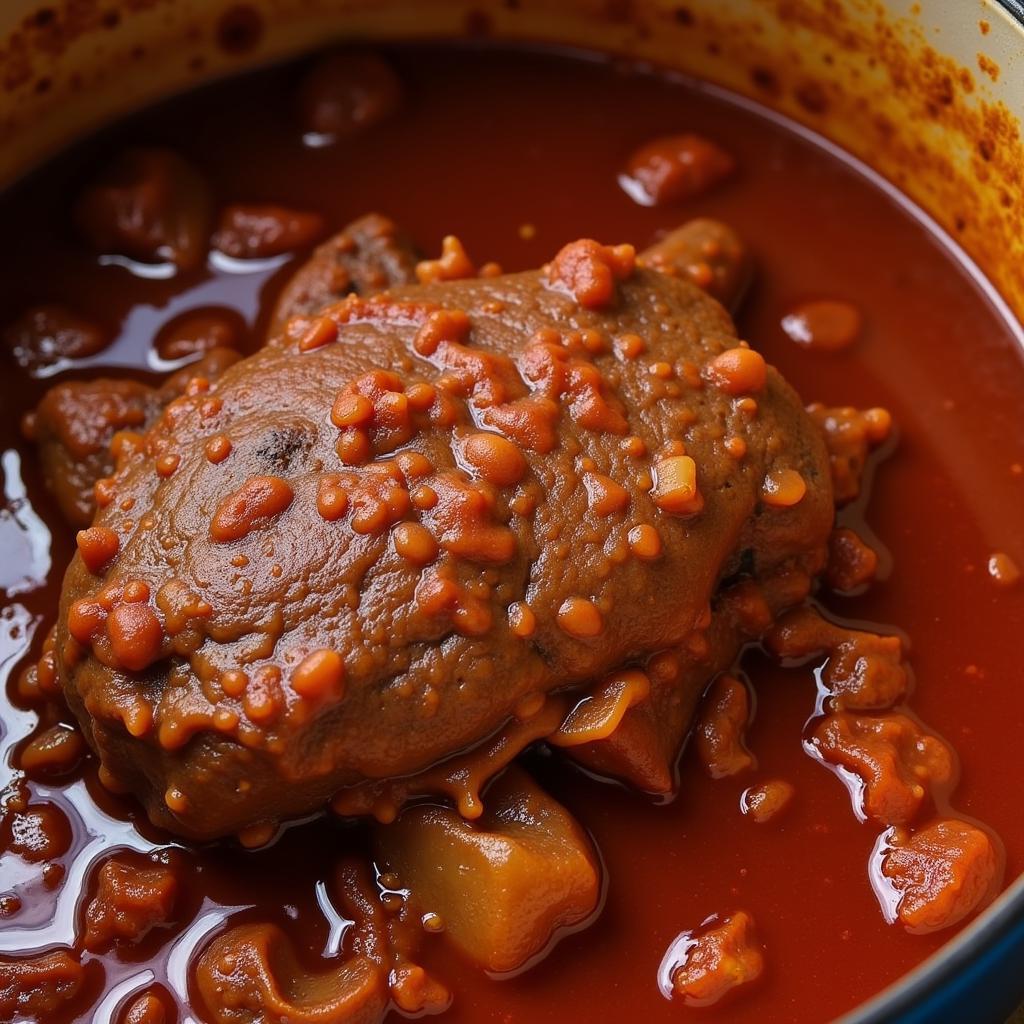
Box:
[841,875,1024,1023]
[843,3,1024,1020]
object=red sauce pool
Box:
[1,45,1023,1023]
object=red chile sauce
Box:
[1,45,1023,1024]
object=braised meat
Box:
[53,237,832,839]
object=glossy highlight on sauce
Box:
[1,45,1023,1024]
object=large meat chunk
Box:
[53,237,832,839]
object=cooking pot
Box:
[0,1,1021,1020]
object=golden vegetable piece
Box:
[557,596,605,639]
[551,670,651,748]
[705,346,766,396]
[760,468,807,508]
[19,723,86,778]
[416,235,478,284]
[374,767,601,973]
[651,454,703,515]
[122,989,171,1024]
[76,526,120,574]
[546,238,636,309]
[210,475,295,543]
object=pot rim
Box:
[841,16,1024,1019]
[840,872,1024,1022]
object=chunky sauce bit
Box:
[0,44,1022,1024]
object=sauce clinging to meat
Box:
[1,46,1023,1024]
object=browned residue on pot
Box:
[0,0,1020,319]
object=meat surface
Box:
[53,237,833,839]
[24,378,162,528]
[268,212,419,336]
[23,212,417,529]
[24,349,241,527]
[638,218,751,311]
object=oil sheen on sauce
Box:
[1,46,1023,1024]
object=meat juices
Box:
[1,44,1022,1024]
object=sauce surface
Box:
[1,46,1023,1024]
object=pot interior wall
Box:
[1,0,1022,318]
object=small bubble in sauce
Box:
[987,551,1020,587]
[221,669,248,697]
[741,780,795,823]
[205,434,233,463]
[781,299,862,352]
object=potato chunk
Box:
[374,766,600,973]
